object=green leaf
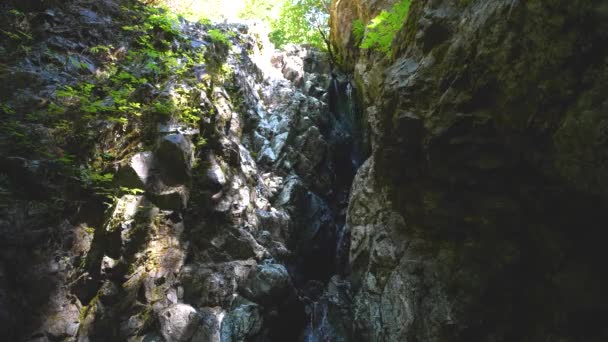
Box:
[359,0,411,57]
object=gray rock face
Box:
[304,276,353,342]
[332,0,608,341]
[181,261,255,308]
[220,297,263,342]
[329,0,400,70]
[159,304,201,342]
[0,2,351,341]
[240,262,290,303]
[5,0,608,341]
[157,134,194,185]
[346,159,454,341]
[149,185,189,211]
[191,307,223,342]
[116,151,155,189]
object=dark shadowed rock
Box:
[181,261,255,308]
[156,134,194,186]
[149,185,189,211]
[240,262,290,304]
[332,0,608,340]
[191,307,223,342]
[220,296,263,342]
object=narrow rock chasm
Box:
[4,1,608,341]
[174,23,364,341]
[0,1,365,339]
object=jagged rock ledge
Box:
[0,1,359,341]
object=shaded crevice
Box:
[265,74,365,342]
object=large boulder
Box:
[158,304,201,342]
[191,307,224,342]
[220,297,263,342]
[149,185,189,211]
[115,151,155,189]
[240,262,290,304]
[205,160,227,192]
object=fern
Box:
[208,29,231,47]
[352,19,365,44]
[360,0,411,56]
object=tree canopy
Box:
[268,0,330,50]
[145,0,331,50]
[354,0,411,57]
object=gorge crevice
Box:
[331,0,608,341]
[0,1,365,340]
[3,0,608,341]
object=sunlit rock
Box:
[115,151,155,189]
[158,304,201,342]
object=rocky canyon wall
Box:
[0,1,353,340]
[332,0,608,340]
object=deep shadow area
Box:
[269,74,365,342]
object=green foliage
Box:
[8,9,24,17]
[1,3,213,199]
[196,136,208,148]
[48,4,210,133]
[141,0,328,49]
[1,6,35,58]
[269,0,329,49]
[144,11,180,37]
[208,29,231,47]
[154,101,173,116]
[359,0,411,56]
[0,103,15,115]
[352,19,365,44]
[90,45,113,54]
[1,2,224,205]
[120,187,145,195]
[0,26,33,43]
[173,89,203,125]
[0,28,34,57]
[239,0,285,22]
[1,119,37,154]
[143,0,242,21]
[152,91,202,126]
[78,166,114,195]
[198,17,212,26]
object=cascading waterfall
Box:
[328,76,366,276]
[300,75,366,342]
[226,33,367,339]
